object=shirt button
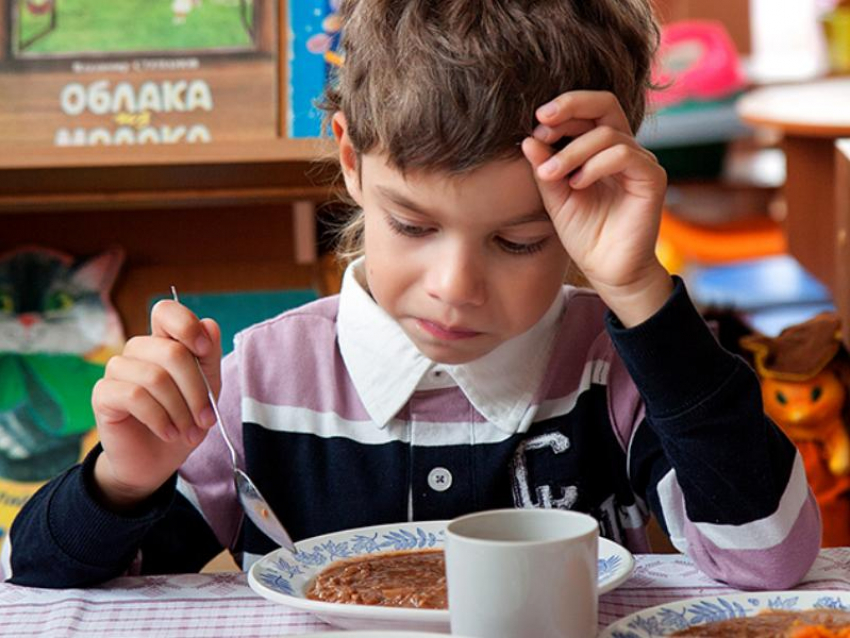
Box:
[427,467,453,492]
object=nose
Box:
[18,313,39,328]
[425,243,487,307]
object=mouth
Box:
[416,318,481,341]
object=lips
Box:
[416,318,481,341]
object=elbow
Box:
[686,498,822,590]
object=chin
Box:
[415,342,492,365]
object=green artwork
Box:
[15,0,256,56]
[0,355,103,478]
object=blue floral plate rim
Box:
[247,520,634,631]
[599,590,850,637]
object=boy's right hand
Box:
[91,300,222,510]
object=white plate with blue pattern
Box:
[600,590,850,637]
[248,520,634,632]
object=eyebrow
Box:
[375,186,550,227]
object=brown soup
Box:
[671,609,850,637]
[306,548,447,609]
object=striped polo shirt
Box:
[3,261,821,590]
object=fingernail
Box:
[539,158,559,176]
[165,425,179,442]
[538,102,557,119]
[188,427,205,446]
[533,124,551,141]
[569,168,584,186]
[200,405,216,428]
[195,334,210,356]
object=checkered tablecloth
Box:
[3,549,850,637]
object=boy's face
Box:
[337,117,570,365]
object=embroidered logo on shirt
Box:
[509,431,578,509]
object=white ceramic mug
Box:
[445,508,599,638]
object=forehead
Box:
[360,152,544,223]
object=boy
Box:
[3,0,819,590]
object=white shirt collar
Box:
[337,257,564,433]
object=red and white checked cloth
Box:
[3,549,850,637]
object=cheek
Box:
[363,223,417,308]
[497,256,568,327]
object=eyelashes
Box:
[385,215,431,238]
[383,214,548,256]
[495,237,547,255]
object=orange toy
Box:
[742,313,850,547]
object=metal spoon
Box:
[171,286,296,552]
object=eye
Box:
[45,291,74,312]
[811,386,823,402]
[495,237,548,255]
[775,391,788,405]
[0,293,13,314]
[385,215,432,238]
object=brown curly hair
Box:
[320,0,660,267]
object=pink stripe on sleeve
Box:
[684,492,821,589]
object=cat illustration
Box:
[0,246,124,483]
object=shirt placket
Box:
[407,389,475,521]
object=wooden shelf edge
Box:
[0,137,337,170]
[0,184,344,213]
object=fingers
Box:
[151,299,213,358]
[102,337,215,446]
[151,300,223,394]
[535,91,632,134]
[520,136,572,212]
[198,318,223,398]
[521,135,555,169]
[531,119,596,148]
[103,346,212,446]
[568,144,666,195]
[93,377,182,444]
[529,125,646,184]
[526,90,653,188]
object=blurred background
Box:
[0,0,849,560]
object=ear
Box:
[332,111,364,207]
[72,246,125,294]
[739,333,773,378]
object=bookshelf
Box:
[0,139,337,212]
[0,0,343,336]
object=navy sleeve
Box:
[606,276,797,527]
[6,445,223,588]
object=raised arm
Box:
[612,279,821,589]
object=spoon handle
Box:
[170,286,239,469]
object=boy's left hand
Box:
[521,90,673,327]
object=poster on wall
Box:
[287,0,341,138]
[0,0,279,147]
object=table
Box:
[737,79,850,333]
[4,549,850,636]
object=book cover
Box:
[286,0,340,138]
[0,0,279,147]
